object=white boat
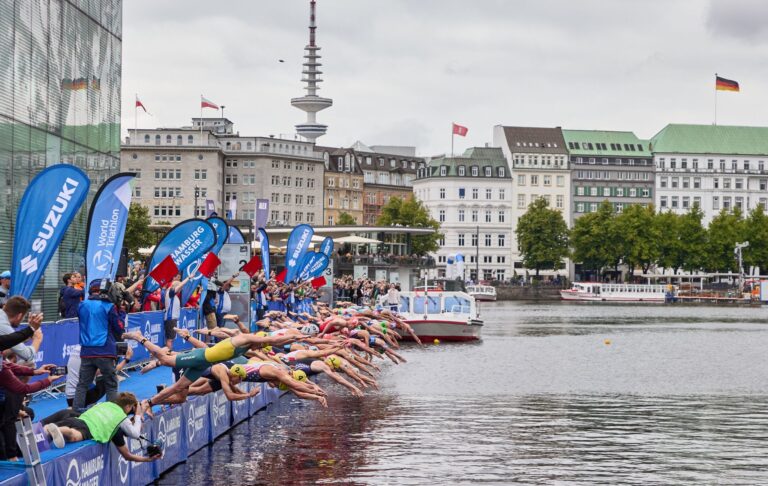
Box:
[397,290,483,342]
[560,282,673,303]
[466,285,497,302]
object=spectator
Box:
[162,273,191,350]
[386,284,400,312]
[59,273,84,319]
[65,344,133,408]
[73,279,123,411]
[215,275,237,327]
[0,272,9,309]
[0,297,43,363]
[202,284,218,339]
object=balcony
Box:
[333,254,435,274]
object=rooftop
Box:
[562,129,651,157]
[422,147,510,178]
[498,126,568,154]
[651,124,768,156]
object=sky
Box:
[121,0,768,156]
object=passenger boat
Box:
[397,290,483,342]
[560,282,673,303]
[466,284,497,301]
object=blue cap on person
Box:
[88,279,102,292]
[0,271,10,279]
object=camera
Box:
[145,439,164,457]
[115,342,129,356]
[52,366,67,376]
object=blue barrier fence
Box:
[32,309,201,370]
[0,383,286,485]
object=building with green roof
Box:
[651,124,768,224]
[413,147,513,282]
[562,129,654,223]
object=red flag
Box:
[149,255,179,288]
[201,95,219,110]
[136,97,147,113]
[452,123,468,137]
[241,255,263,277]
[310,276,326,289]
[276,268,287,282]
[198,253,221,278]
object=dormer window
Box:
[458,165,466,176]
[484,167,492,177]
[471,166,479,177]
[498,167,506,177]
[440,166,447,176]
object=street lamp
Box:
[735,242,749,293]
[194,186,200,218]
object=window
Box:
[556,195,564,208]
[439,210,445,222]
[472,188,478,199]
[761,198,768,210]
[471,210,478,222]
[459,188,465,199]
[723,196,732,210]
[714,178,719,189]
[471,234,478,246]
[518,175,526,186]
[590,187,598,196]
[458,210,465,222]
[498,167,506,177]
[499,189,505,200]
[660,196,668,209]
[557,175,565,187]
[440,166,447,176]
[458,166,465,176]
[576,203,585,213]
[531,175,539,186]
[483,256,492,264]
[682,178,690,189]
[543,175,552,186]
[671,196,679,208]
[194,169,207,180]
[517,194,526,208]
[735,196,744,209]
[471,166,479,176]
[498,210,506,222]
[440,188,446,199]
[485,234,492,246]
[155,135,161,145]
[682,196,690,209]
[484,167,492,177]
[486,188,492,200]
[497,256,506,264]
[144,134,150,143]
[328,195,334,207]
[694,177,701,189]
[723,178,731,189]
[307,195,315,206]
[498,234,506,247]
[458,234,465,246]
[671,177,678,189]
[271,193,279,203]
[736,178,744,189]
[694,196,701,208]
[713,196,720,210]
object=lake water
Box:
[156,302,768,485]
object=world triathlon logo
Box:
[91,249,113,273]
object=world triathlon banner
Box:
[144,219,217,293]
[180,216,229,306]
[320,236,334,257]
[258,228,270,278]
[85,173,135,283]
[11,164,90,298]
[298,252,329,281]
[284,224,314,283]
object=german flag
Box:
[716,75,740,92]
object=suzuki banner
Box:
[180,216,228,306]
[320,236,334,257]
[11,164,91,298]
[85,173,135,283]
[284,224,314,283]
[258,228,270,278]
[144,219,216,293]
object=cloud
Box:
[706,0,768,43]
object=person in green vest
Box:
[41,392,160,463]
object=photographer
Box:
[41,392,161,463]
[73,279,124,411]
[0,297,43,363]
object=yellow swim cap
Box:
[325,355,342,370]
[262,345,273,353]
[292,369,308,382]
[230,364,246,379]
[256,331,269,338]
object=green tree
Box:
[571,200,620,275]
[516,197,569,276]
[337,212,357,225]
[615,204,659,276]
[377,196,441,256]
[123,203,154,258]
[744,205,768,272]
[705,208,746,272]
[653,211,683,273]
[678,205,708,273]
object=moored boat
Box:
[466,284,497,302]
[397,290,483,341]
[560,282,673,303]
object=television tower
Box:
[291,0,332,142]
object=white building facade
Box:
[652,124,768,225]
[413,147,513,282]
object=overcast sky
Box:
[121,0,768,156]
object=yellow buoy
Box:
[433,339,440,345]
[604,339,612,345]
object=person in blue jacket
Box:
[73,279,124,411]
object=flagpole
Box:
[714,73,718,125]
[451,123,454,157]
[134,94,137,143]
[199,94,203,145]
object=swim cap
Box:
[255,331,269,338]
[230,364,246,379]
[325,355,342,370]
[262,345,272,353]
[292,370,308,382]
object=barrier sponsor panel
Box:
[173,308,199,351]
[34,318,79,368]
[111,437,155,485]
[209,390,232,440]
[54,443,110,486]
[150,403,187,476]
[184,394,210,453]
[124,312,164,362]
[231,384,250,424]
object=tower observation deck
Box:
[291,0,332,142]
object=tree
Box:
[516,198,569,276]
[377,196,441,256]
[614,204,659,276]
[744,205,768,273]
[337,212,357,225]
[704,208,746,272]
[678,205,708,273]
[653,211,682,273]
[123,203,154,259]
[570,200,621,276]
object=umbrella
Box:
[279,235,327,243]
[138,246,155,256]
[334,235,381,244]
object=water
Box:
[156,302,768,485]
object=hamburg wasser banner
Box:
[11,164,91,298]
[258,228,270,278]
[145,219,217,293]
[85,173,135,283]
[180,216,229,306]
[284,224,314,283]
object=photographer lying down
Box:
[41,392,161,463]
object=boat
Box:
[466,284,497,301]
[560,282,673,303]
[397,290,483,342]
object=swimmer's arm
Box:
[323,367,364,397]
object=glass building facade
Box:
[0,0,122,316]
